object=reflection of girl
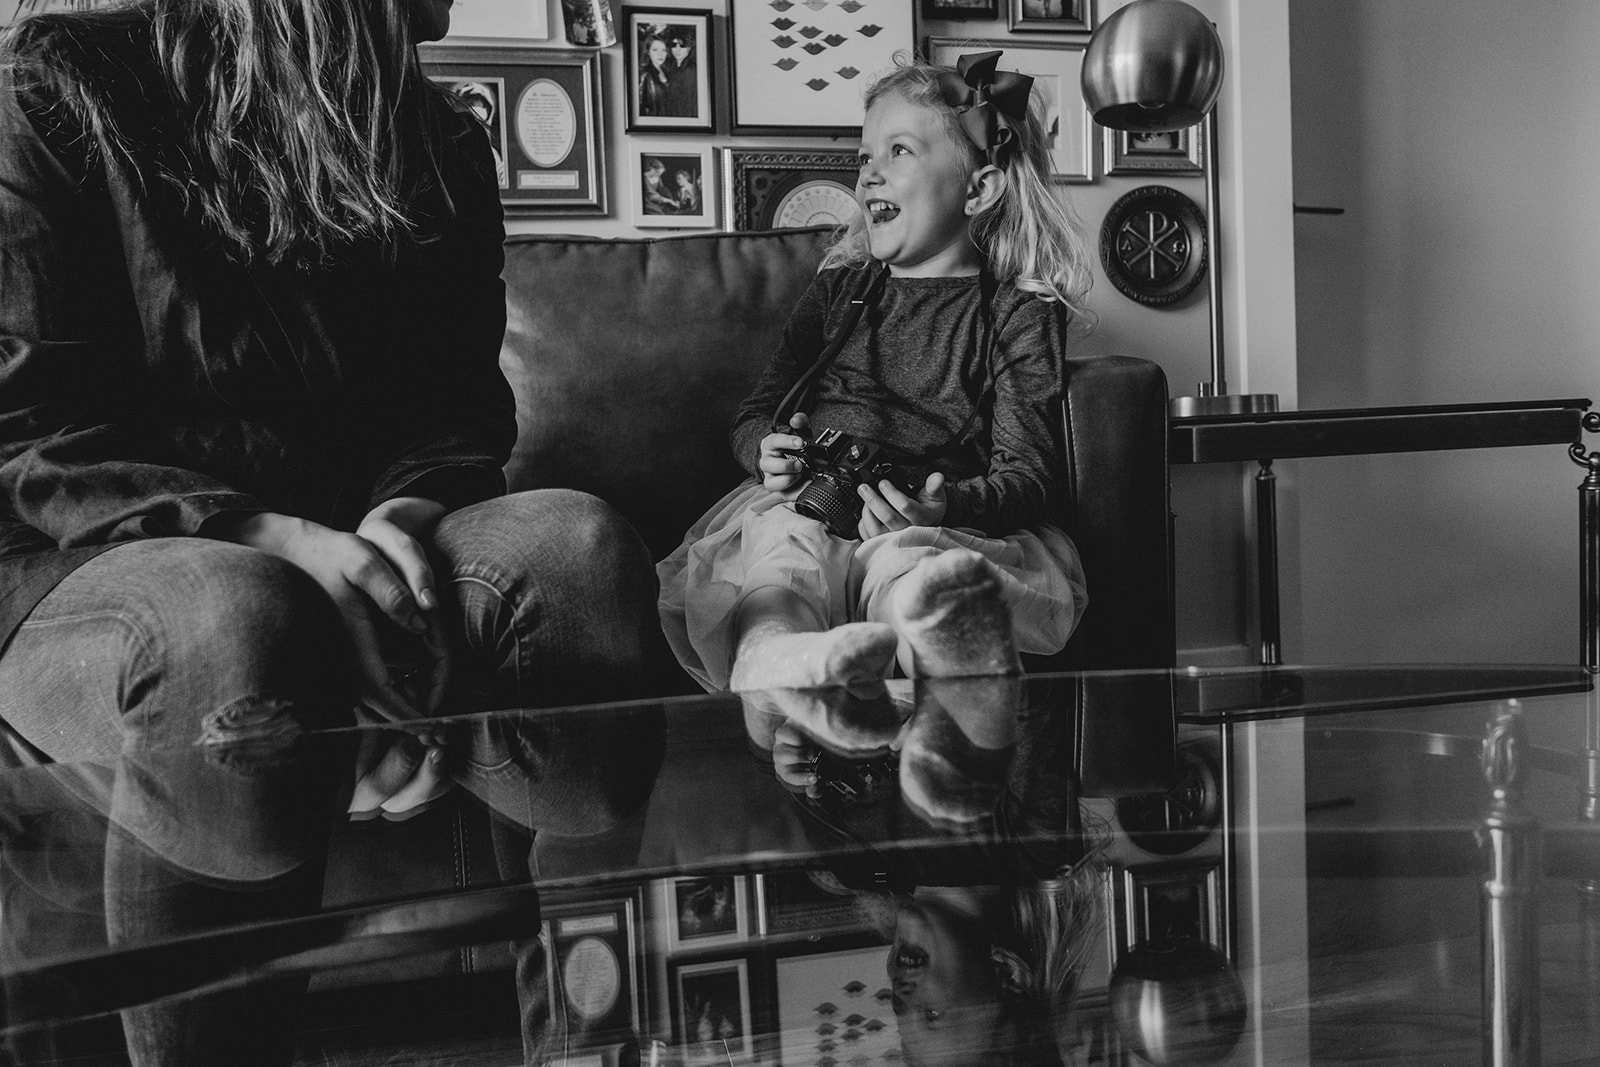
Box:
[638,35,670,116]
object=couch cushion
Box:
[499,228,833,561]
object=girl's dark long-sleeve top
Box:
[0,28,515,653]
[730,265,1072,537]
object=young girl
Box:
[659,50,1094,692]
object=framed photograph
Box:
[624,7,714,133]
[447,0,551,41]
[1119,864,1223,951]
[1105,124,1204,175]
[728,0,916,135]
[631,144,715,228]
[655,875,751,951]
[421,45,605,216]
[721,148,860,233]
[927,37,1095,183]
[920,0,999,17]
[540,889,647,1045]
[1008,0,1095,33]
[669,957,754,1065]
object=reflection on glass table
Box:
[0,664,1593,1066]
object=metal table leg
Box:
[1480,702,1541,1067]
[1255,460,1281,666]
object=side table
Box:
[1169,398,1597,667]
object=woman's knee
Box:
[138,542,356,718]
[438,490,655,602]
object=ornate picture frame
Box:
[420,45,606,216]
[1008,0,1095,33]
[1104,125,1204,175]
[727,0,916,135]
[623,6,715,133]
[720,148,860,232]
[926,36,1095,183]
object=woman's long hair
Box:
[3,0,453,265]
[820,53,1095,319]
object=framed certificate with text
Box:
[421,45,607,216]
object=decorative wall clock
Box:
[1099,184,1208,306]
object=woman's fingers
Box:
[359,518,439,613]
[348,733,427,816]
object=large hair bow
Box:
[935,50,1034,167]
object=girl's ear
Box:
[965,164,1007,217]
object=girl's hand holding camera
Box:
[857,471,947,539]
[759,411,812,492]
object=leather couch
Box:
[320,226,1177,977]
[497,226,1176,679]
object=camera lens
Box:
[795,474,861,538]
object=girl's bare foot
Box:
[889,549,1021,678]
[729,622,898,692]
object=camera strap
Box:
[770,265,1002,470]
[771,264,891,434]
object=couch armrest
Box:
[1035,355,1175,671]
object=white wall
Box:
[1290,1,1597,664]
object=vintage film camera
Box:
[788,427,921,539]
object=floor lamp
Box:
[1081,0,1278,417]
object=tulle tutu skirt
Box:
[657,480,1087,691]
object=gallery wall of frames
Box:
[414,0,1206,243]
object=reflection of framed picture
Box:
[756,869,868,940]
[541,889,647,1046]
[655,875,751,951]
[631,144,715,229]
[728,0,915,135]
[720,149,860,233]
[1120,864,1222,950]
[921,0,999,17]
[1104,125,1204,175]
[926,37,1094,183]
[670,958,753,1064]
[1008,0,1095,33]
[623,6,714,133]
[772,940,898,1067]
[446,0,551,41]
[420,45,605,215]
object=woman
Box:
[0,0,658,1061]
[638,34,671,117]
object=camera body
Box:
[789,427,918,538]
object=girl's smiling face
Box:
[856,91,984,278]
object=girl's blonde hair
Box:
[820,52,1095,317]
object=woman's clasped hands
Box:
[209,496,456,818]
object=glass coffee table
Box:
[0,664,1594,1066]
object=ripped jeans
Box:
[0,489,661,1065]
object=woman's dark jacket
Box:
[0,22,514,654]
